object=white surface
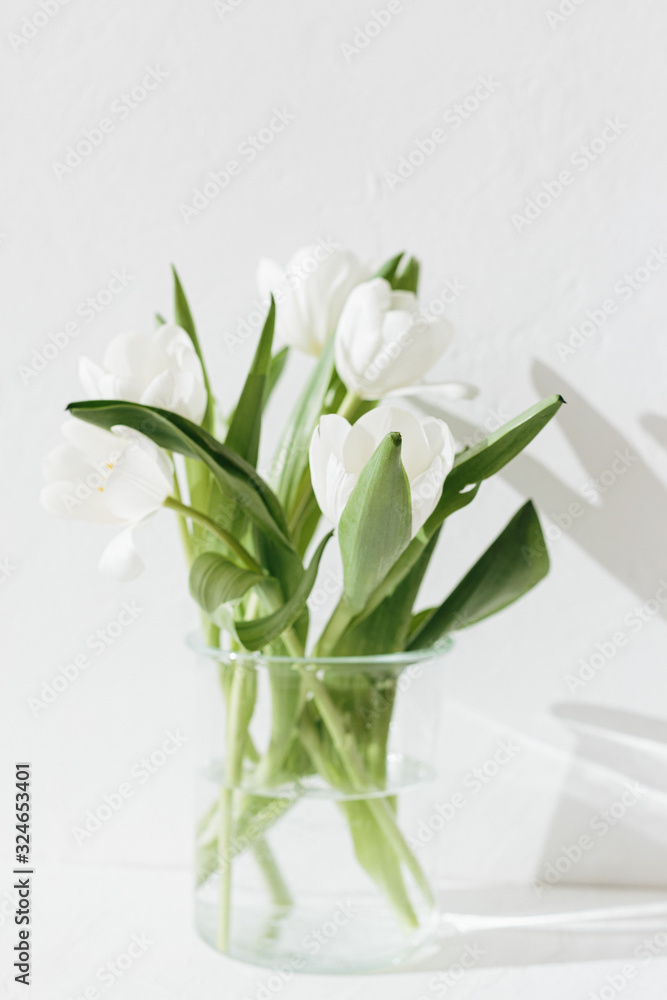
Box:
[2,0,667,994]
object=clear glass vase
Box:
[190,633,451,974]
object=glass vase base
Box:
[195,889,441,974]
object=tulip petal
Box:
[140,370,179,411]
[410,455,447,534]
[39,481,122,523]
[61,419,123,466]
[334,277,455,398]
[42,442,93,483]
[309,415,353,524]
[141,370,207,423]
[78,356,106,398]
[262,247,368,356]
[153,323,190,354]
[103,438,173,520]
[309,404,455,537]
[324,455,357,527]
[389,289,418,312]
[104,332,166,383]
[348,407,431,480]
[98,523,147,580]
[422,417,455,467]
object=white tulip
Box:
[257,244,369,356]
[334,277,474,401]
[40,421,174,580]
[79,324,207,423]
[309,406,455,536]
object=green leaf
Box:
[341,799,418,927]
[66,400,293,552]
[225,297,275,467]
[334,532,438,655]
[273,335,337,516]
[189,552,266,616]
[407,606,437,640]
[155,312,167,327]
[172,265,202,359]
[235,532,333,651]
[316,396,563,655]
[373,253,420,293]
[315,484,479,655]
[408,501,549,649]
[265,347,289,409]
[252,523,311,647]
[374,252,404,284]
[338,432,412,614]
[172,266,215,433]
[292,487,322,558]
[343,393,563,625]
[392,256,420,294]
[443,395,565,496]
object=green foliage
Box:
[66,400,292,550]
[225,297,275,466]
[315,394,563,654]
[61,256,566,945]
[409,501,549,649]
[235,532,333,651]
[189,552,266,617]
[171,266,215,433]
[338,433,412,613]
[374,252,420,293]
[273,336,337,517]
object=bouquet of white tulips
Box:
[42,247,563,955]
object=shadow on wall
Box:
[397,713,667,973]
[536,702,667,887]
[411,360,667,956]
[417,359,667,621]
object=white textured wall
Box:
[3,0,667,918]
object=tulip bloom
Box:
[79,324,207,424]
[40,421,173,580]
[257,244,369,356]
[335,277,474,401]
[309,406,455,536]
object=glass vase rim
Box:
[186,630,453,667]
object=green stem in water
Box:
[217,786,234,952]
[163,496,263,573]
[298,667,434,908]
[251,838,292,910]
[299,706,418,929]
[216,663,257,952]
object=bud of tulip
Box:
[334,277,454,399]
[309,406,455,536]
[257,244,369,356]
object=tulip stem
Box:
[163,496,263,573]
[170,464,194,566]
[338,390,362,423]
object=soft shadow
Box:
[640,413,667,451]
[522,702,667,933]
[405,366,667,972]
[394,885,667,973]
[415,360,667,620]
